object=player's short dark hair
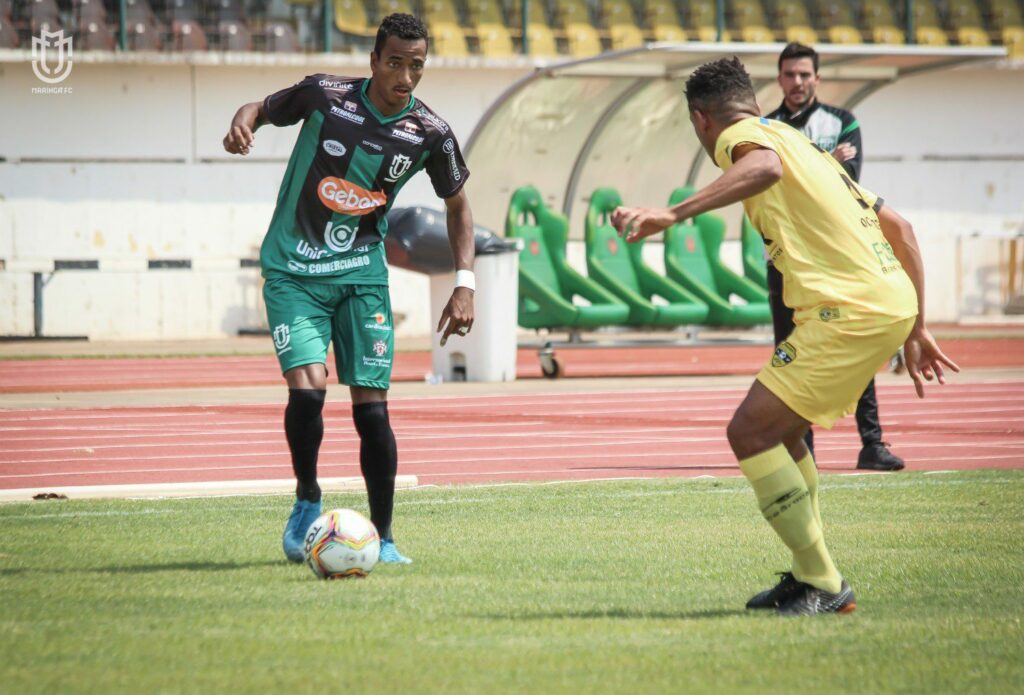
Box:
[374,13,429,56]
[778,42,819,73]
[684,56,756,118]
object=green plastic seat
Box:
[584,188,708,327]
[663,187,771,327]
[506,186,630,330]
[741,214,768,290]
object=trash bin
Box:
[385,207,521,383]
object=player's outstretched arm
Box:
[611,145,782,243]
[877,205,961,397]
[437,188,475,347]
[223,101,267,156]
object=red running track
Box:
[2,380,1022,490]
[1,338,1022,394]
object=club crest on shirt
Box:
[772,341,796,368]
[819,307,840,322]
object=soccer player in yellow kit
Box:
[612,57,959,615]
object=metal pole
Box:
[33,272,43,337]
[118,0,127,51]
[905,0,915,45]
[323,0,333,52]
[716,0,725,42]
[522,0,529,56]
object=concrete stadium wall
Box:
[0,55,1021,339]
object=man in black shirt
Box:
[765,42,905,472]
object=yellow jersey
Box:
[714,116,917,324]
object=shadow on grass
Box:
[477,608,745,621]
[0,560,283,576]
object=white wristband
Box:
[455,269,476,291]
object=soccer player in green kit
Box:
[223,14,476,564]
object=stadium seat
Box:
[124,0,164,50]
[642,0,687,42]
[773,0,818,44]
[213,0,245,22]
[730,0,775,43]
[810,0,862,43]
[333,0,374,36]
[741,215,768,290]
[422,0,470,56]
[506,0,559,56]
[687,0,732,42]
[985,0,1024,57]
[265,20,301,51]
[167,0,201,21]
[600,0,645,50]
[860,0,905,44]
[553,0,603,56]
[947,0,991,46]
[171,19,208,50]
[663,187,771,327]
[378,0,416,18]
[465,0,516,57]
[0,11,18,48]
[908,0,949,46]
[76,19,116,49]
[506,186,631,331]
[585,188,709,327]
[218,19,252,50]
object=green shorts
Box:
[263,275,394,390]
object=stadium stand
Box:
[947,0,992,46]
[506,0,559,56]
[730,0,775,43]
[860,0,905,44]
[506,186,630,331]
[600,0,645,50]
[809,0,863,44]
[772,0,818,44]
[465,0,515,57]
[986,0,1024,56]
[642,0,686,42]
[663,187,771,327]
[909,0,949,46]
[585,188,708,327]
[553,0,603,57]
[687,0,731,41]
[9,1,1021,58]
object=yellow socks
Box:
[738,444,841,594]
[794,450,822,529]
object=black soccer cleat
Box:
[857,442,905,471]
[776,579,857,616]
[746,571,804,610]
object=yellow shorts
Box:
[756,315,915,429]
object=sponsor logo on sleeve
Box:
[318,79,354,91]
[442,138,461,182]
[317,177,387,215]
[322,140,346,157]
[330,105,365,125]
[384,154,413,182]
[414,107,449,134]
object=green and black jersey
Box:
[766,99,862,182]
[260,74,470,285]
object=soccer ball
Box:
[303,508,380,579]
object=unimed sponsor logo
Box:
[317,177,387,215]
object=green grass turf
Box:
[2,470,1023,693]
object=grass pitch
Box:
[2,470,1023,693]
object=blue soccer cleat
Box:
[282,498,322,563]
[378,539,413,565]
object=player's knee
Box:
[727,409,773,459]
[286,388,326,420]
[352,401,392,439]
